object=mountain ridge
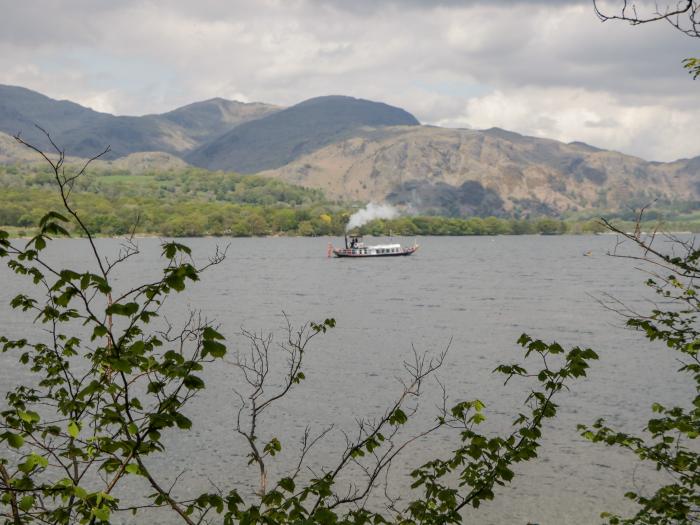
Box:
[257,125,700,216]
[185,95,420,172]
[0,84,280,158]
[1,84,698,218]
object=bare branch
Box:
[593,0,700,37]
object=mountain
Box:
[0,131,188,172]
[158,98,280,142]
[0,85,279,158]
[257,125,700,217]
[1,85,698,217]
[185,95,420,173]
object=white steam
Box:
[346,203,399,231]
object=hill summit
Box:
[185,95,420,173]
[0,84,279,158]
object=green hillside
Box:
[2,163,698,238]
[0,164,348,236]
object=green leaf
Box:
[39,211,68,227]
[125,463,141,475]
[19,452,48,473]
[350,447,365,458]
[651,403,665,413]
[389,408,408,425]
[470,412,486,425]
[311,318,336,333]
[4,432,24,449]
[202,339,226,358]
[366,437,380,453]
[109,359,133,374]
[93,506,110,521]
[91,325,108,340]
[68,421,80,439]
[77,380,102,400]
[27,235,46,251]
[106,302,139,317]
[279,477,295,492]
[264,437,282,456]
[18,495,35,512]
[162,242,192,259]
[183,375,205,390]
[174,414,192,430]
[203,326,225,340]
[18,410,40,424]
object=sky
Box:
[1,0,698,161]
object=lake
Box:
[0,235,689,524]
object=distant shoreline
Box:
[2,231,695,241]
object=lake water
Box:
[0,235,691,524]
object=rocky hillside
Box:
[258,125,700,217]
[185,96,419,172]
[1,85,698,217]
[0,85,279,158]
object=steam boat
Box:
[328,234,419,258]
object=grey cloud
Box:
[0,0,698,160]
[310,0,587,12]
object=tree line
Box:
[2,164,699,237]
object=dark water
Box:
[0,235,690,524]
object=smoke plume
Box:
[346,203,399,231]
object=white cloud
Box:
[438,87,700,161]
[0,0,698,160]
[78,91,120,114]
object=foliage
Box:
[582,5,700,516]
[0,163,348,237]
[4,163,700,238]
[359,216,569,236]
[684,57,700,80]
[579,222,700,524]
[0,137,601,524]
[0,163,326,205]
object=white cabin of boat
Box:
[330,233,419,257]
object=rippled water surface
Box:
[0,235,690,524]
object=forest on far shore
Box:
[1,164,698,237]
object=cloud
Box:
[0,0,698,160]
[438,87,700,161]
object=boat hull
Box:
[332,246,419,258]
